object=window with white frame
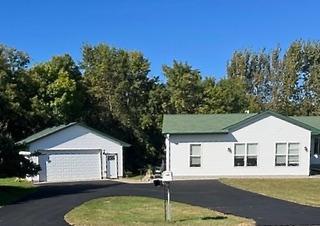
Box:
[275,143,299,166]
[288,143,299,166]
[247,143,258,166]
[190,144,201,167]
[234,143,257,167]
[234,144,245,166]
[275,143,286,166]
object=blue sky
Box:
[1,0,320,80]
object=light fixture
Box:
[304,146,308,152]
[227,147,232,153]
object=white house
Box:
[162,111,320,178]
[19,122,130,183]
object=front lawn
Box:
[0,177,35,207]
[221,178,320,207]
[65,196,255,226]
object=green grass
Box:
[65,196,255,226]
[0,177,35,207]
[221,178,320,207]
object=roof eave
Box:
[18,122,131,148]
[162,131,229,135]
[225,110,320,133]
[17,122,78,145]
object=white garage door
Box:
[45,150,101,182]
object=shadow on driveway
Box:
[1,180,320,226]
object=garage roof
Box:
[162,111,320,135]
[18,122,131,147]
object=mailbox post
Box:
[153,171,173,222]
[161,171,173,222]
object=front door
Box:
[106,154,118,179]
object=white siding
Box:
[28,124,124,181]
[169,115,311,177]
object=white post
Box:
[165,134,170,171]
[166,182,171,221]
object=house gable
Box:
[225,111,320,135]
[19,123,130,147]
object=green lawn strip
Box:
[0,177,36,207]
[65,196,254,226]
[221,178,320,207]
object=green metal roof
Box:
[18,122,131,147]
[291,116,320,133]
[162,111,320,135]
[162,113,256,134]
[18,122,78,144]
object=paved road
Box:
[1,180,320,226]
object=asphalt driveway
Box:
[0,180,320,226]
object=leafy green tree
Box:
[227,49,272,112]
[298,41,320,115]
[82,44,165,171]
[163,61,204,113]
[0,134,40,178]
[204,77,249,113]
[0,45,34,140]
[29,54,85,125]
[276,41,303,115]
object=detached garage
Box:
[18,122,130,183]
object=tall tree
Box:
[276,41,303,115]
[203,77,249,113]
[163,61,204,113]
[29,54,85,126]
[0,45,34,140]
[299,41,320,115]
[82,44,164,170]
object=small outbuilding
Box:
[19,122,130,183]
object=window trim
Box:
[275,143,287,167]
[190,144,201,167]
[246,143,258,167]
[234,143,258,167]
[275,142,300,167]
[288,143,299,166]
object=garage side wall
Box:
[28,125,124,181]
[169,115,311,177]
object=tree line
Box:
[1,40,320,175]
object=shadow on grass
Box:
[176,215,227,222]
[201,216,227,220]
[0,186,36,206]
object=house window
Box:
[247,143,258,166]
[314,137,320,155]
[275,143,286,166]
[234,144,245,166]
[234,143,258,167]
[275,143,299,166]
[288,143,299,166]
[190,144,201,167]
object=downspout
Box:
[166,134,171,171]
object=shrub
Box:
[0,134,40,178]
